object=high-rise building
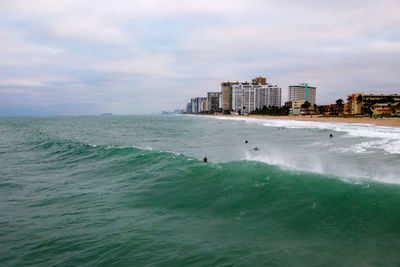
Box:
[190,98,197,113]
[221,81,239,111]
[288,83,316,105]
[191,97,208,113]
[252,77,267,85]
[200,97,207,112]
[232,81,281,114]
[207,92,222,112]
[186,102,192,113]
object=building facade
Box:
[252,77,267,85]
[232,81,281,114]
[221,81,239,111]
[207,92,222,112]
[190,97,208,113]
[346,93,400,114]
[186,102,192,113]
[372,103,392,115]
[285,100,305,115]
[289,83,316,105]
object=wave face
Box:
[1,115,400,266]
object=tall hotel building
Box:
[231,77,281,114]
[207,92,222,112]
[288,83,316,105]
[221,81,239,111]
[191,97,207,113]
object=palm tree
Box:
[336,98,344,105]
[356,94,363,104]
[336,98,344,115]
[355,94,364,115]
[301,101,311,109]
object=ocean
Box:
[1,115,400,266]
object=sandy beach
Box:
[209,114,400,127]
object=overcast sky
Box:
[1,0,399,115]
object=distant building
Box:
[200,97,207,112]
[221,81,239,111]
[207,92,222,112]
[319,103,347,115]
[190,98,197,113]
[232,78,281,114]
[191,97,207,113]
[346,93,400,114]
[346,93,363,114]
[372,103,392,115]
[186,102,192,113]
[285,100,305,115]
[252,76,267,85]
[289,83,316,105]
[320,104,339,115]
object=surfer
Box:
[330,133,333,138]
[254,147,260,151]
[203,157,207,163]
[245,140,248,144]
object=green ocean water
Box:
[1,115,400,266]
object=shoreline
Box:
[203,114,400,127]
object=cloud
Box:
[94,53,177,77]
[0,0,399,114]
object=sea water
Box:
[1,115,400,266]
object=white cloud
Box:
[94,53,177,77]
[0,0,399,113]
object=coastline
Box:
[205,114,400,127]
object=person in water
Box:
[245,140,248,144]
[330,133,333,138]
[254,147,259,150]
[203,157,207,162]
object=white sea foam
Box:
[211,115,400,139]
[198,115,400,184]
[207,116,400,154]
[243,148,400,185]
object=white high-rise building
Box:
[232,80,281,114]
[190,97,207,113]
[288,83,316,105]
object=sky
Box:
[0,0,399,116]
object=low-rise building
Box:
[319,104,346,115]
[372,103,392,115]
[320,104,339,115]
[347,93,400,114]
[285,100,305,115]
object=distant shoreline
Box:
[198,114,400,127]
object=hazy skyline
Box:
[1,0,399,116]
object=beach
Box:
[209,114,400,127]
